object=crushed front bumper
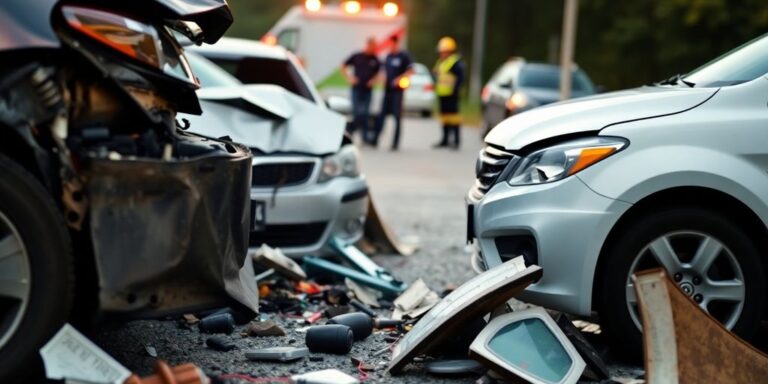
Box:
[468,176,631,316]
[85,134,259,316]
[249,170,369,257]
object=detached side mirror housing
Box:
[326,96,352,114]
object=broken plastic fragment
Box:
[290,368,359,384]
[252,245,307,281]
[40,323,131,384]
[469,308,586,384]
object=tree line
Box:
[226,0,768,93]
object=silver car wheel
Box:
[0,211,31,349]
[625,230,745,331]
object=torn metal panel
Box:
[184,84,346,155]
[388,258,542,374]
[634,268,768,384]
[85,138,259,315]
[359,197,417,256]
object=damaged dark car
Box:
[0,0,259,378]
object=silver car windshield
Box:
[685,33,768,87]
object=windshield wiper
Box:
[656,74,696,88]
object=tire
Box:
[599,206,765,359]
[0,153,74,380]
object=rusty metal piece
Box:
[123,361,208,384]
[359,198,416,256]
[633,268,768,383]
[61,177,87,230]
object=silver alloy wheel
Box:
[626,231,745,331]
[0,211,31,349]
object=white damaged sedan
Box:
[182,52,369,257]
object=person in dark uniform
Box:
[342,37,381,144]
[433,36,465,150]
[372,35,414,150]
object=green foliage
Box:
[224,0,768,92]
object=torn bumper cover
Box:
[85,142,259,315]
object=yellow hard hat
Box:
[437,36,457,53]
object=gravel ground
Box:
[94,118,644,383]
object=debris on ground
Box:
[41,324,132,384]
[306,324,354,354]
[245,319,287,337]
[388,257,542,373]
[206,336,237,352]
[469,308,586,383]
[124,361,209,384]
[198,312,236,334]
[251,244,307,281]
[424,359,485,376]
[328,312,401,340]
[245,347,309,362]
[634,268,768,383]
[290,368,360,384]
[43,246,639,384]
[556,313,611,381]
[144,345,157,358]
[345,278,381,308]
[392,278,440,320]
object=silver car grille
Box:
[471,146,517,200]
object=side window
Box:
[496,64,517,88]
[277,29,300,52]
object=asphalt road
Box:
[94,117,644,383]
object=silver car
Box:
[468,33,768,353]
[182,50,369,257]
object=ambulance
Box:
[263,1,435,116]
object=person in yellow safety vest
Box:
[432,36,465,150]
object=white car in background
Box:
[181,51,369,257]
[469,33,768,354]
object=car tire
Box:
[599,206,765,359]
[0,153,74,380]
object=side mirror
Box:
[326,96,352,114]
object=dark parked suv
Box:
[481,59,596,136]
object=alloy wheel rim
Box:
[626,231,745,331]
[0,211,31,349]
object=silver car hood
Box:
[485,86,718,151]
[183,84,346,155]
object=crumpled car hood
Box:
[183,84,346,155]
[485,86,719,151]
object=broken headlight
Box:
[508,137,628,186]
[319,144,361,182]
[62,5,197,85]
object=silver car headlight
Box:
[508,137,628,186]
[319,144,361,182]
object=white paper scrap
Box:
[40,323,131,384]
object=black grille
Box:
[471,146,516,199]
[252,162,314,187]
[250,222,328,248]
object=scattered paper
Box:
[40,324,131,384]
